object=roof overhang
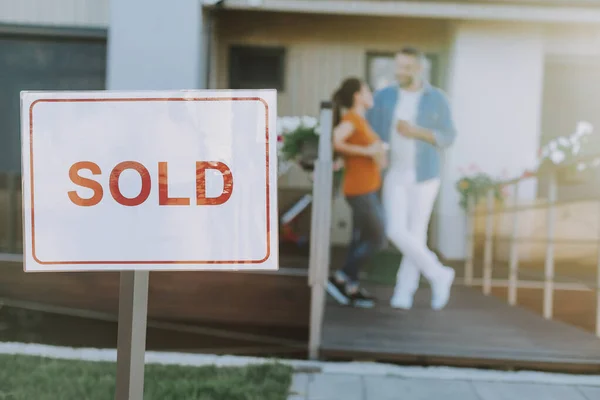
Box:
[205,0,600,24]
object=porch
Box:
[321,285,600,373]
[305,103,600,373]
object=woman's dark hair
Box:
[332,77,363,127]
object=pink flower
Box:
[468,163,480,172]
[333,158,344,171]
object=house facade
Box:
[2,0,600,259]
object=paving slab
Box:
[307,373,363,400]
[471,381,589,400]
[288,373,600,400]
[288,373,309,400]
[577,385,600,400]
[363,376,480,400]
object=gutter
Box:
[204,0,600,24]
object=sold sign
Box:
[20,91,278,272]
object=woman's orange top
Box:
[340,111,382,197]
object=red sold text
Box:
[68,161,233,207]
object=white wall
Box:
[436,21,545,260]
[0,0,109,27]
[107,0,207,90]
[544,24,600,56]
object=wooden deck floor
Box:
[321,285,600,373]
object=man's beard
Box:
[398,76,413,88]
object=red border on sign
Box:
[28,97,271,265]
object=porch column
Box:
[435,21,544,260]
[107,0,208,90]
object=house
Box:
[2,0,600,260]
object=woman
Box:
[326,77,388,308]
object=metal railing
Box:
[463,154,600,337]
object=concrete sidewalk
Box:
[2,340,599,399]
[288,372,600,400]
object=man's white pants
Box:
[382,170,445,299]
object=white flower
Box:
[314,125,323,135]
[279,116,301,134]
[558,137,570,147]
[577,162,587,171]
[289,116,302,130]
[541,146,550,158]
[576,121,594,137]
[550,150,565,164]
[301,116,318,129]
[549,140,558,151]
[572,142,581,155]
[277,114,321,138]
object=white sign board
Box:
[20,90,278,272]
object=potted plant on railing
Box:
[455,165,505,211]
[455,166,506,249]
[536,121,594,185]
[277,115,344,195]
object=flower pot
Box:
[297,139,319,171]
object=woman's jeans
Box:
[341,191,386,285]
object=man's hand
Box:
[367,142,389,169]
[396,120,436,145]
[396,120,417,138]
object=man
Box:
[366,46,457,310]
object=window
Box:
[229,45,286,91]
[0,34,106,173]
[365,51,440,91]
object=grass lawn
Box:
[0,354,293,400]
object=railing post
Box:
[508,182,520,306]
[308,102,334,360]
[464,195,475,287]
[543,172,557,320]
[483,188,495,295]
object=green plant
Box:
[280,125,319,162]
[277,115,344,193]
[456,170,503,210]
